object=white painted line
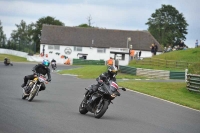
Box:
[126,88,200,112]
[61,74,78,76]
[122,79,129,80]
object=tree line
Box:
[0,4,188,53]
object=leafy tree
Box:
[10,20,34,52]
[0,20,7,48]
[146,4,188,47]
[33,16,65,52]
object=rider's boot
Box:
[21,83,29,95]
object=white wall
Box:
[0,48,28,58]
[40,44,162,66]
[0,48,47,62]
[40,44,130,65]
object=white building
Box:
[40,25,162,65]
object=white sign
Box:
[64,47,72,55]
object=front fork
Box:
[97,98,110,109]
[30,83,41,96]
[36,84,41,96]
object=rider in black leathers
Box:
[21,60,51,92]
[86,65,118,97]
[4,57,9,65]
[51,59,57,68]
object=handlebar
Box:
[119,87,126,91]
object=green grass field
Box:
[58,65,147,79]
[118,81,200,110]
[129,47,200,73]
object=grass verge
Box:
[0,54,28,62]
[58,65,147,79]
[118,81,200,110]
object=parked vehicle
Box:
[79,80,126,119]
[22,74,48,102]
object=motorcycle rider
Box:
[51,59,57,67]
[86,65,118,98]
[4,57,8,64]
[21,59,51,93]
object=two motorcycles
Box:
[22,73,48,102]
[79,80,126,119]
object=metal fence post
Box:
[185,69,188,82]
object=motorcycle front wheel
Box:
[79,98,88,114]
[94,100,109,119]
[28,86,38,102]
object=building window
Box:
[74,46,82,51]
[97,48,106,53]
[48,45,54,49]
[54,45,60,50]
[48,45,60,50]
[116,54,125,60]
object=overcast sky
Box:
[0,0,199,48]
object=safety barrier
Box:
[73,59,105,65]
[119,65,185,79]
[119,66,136,75]
[186,74,200,92]
[170,71,185,79]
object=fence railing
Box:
[186,74,200,92]
[73,59,105,65]
[119,65,185,79]
[119,66,137,75]
[136,58,195,69]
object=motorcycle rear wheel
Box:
[79,98,88,114]
[94,100,109,119]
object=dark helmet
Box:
[108,65,118,77]
[42,59,50,68]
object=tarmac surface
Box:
[0,62,199,133]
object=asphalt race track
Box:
[0,62,200,133]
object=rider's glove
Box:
[98,80,103,84]
[47,79,51,82]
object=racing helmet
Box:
[42,59,50,67]
[108,65,118,77]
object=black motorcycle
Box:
[4,59,13,66]
[79,80,126,119]
[51,62,56,72]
